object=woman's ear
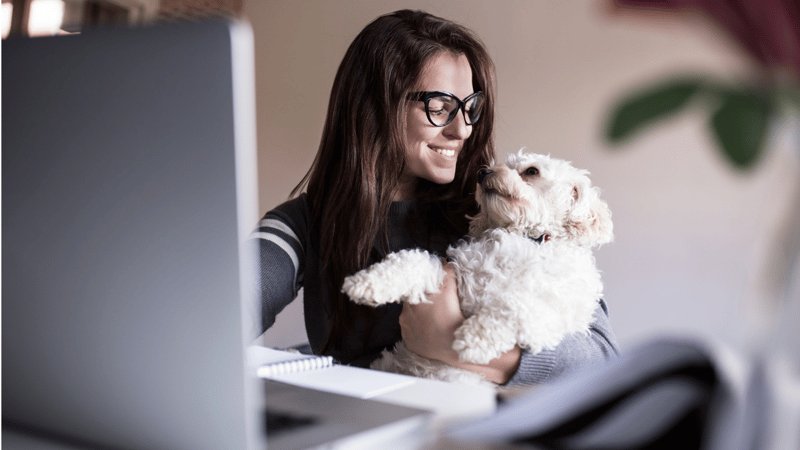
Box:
[566,177,614,247]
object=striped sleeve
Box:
[248,199,308,335]
[251,217,305,289]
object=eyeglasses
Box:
[409,91,484,127]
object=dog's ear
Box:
[565,177,613,247]
[467,210,493,237]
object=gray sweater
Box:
[251,194,619,386]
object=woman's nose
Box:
[443,111,472,140]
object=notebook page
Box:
[247,346,417,399]
[267,365,417,399]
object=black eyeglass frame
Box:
[409,91,484,127]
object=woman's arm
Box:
[247,199,309,340]
[398,263,619,385]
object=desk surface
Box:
[375,373,496,427]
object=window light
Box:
[28,0,64,37]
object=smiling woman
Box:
[397,52,477,200]
[251,9,496,365]
[250,9,619,386]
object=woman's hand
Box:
[398,262,522,384]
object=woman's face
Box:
[396,52,475,200]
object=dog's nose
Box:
[478,168,493,184]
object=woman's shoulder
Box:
[259,193,311,236]
[264,193,309,218]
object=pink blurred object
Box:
[612,0,800,76]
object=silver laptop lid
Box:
[2,19,262,450]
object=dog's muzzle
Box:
[478,168,493,184]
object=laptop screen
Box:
[2,19,263,449]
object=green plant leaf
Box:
[605,78,704,143]
[709,91,773,170]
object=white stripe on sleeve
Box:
[257,218,303,253]
[251,232,300,281]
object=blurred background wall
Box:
[243,0,799,351]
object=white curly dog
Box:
[342,151,613,384]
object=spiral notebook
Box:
[247,346,417,399]
[254,348,335,377]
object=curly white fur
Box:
[342,151,613,385]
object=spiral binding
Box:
[257,355,335,378]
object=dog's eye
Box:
[523,167,539,176]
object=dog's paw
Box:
[452,315,515,364]
[341,249,445,306]
[452,333,501,365]
[453,340,484,364]
[341,271,382,306]
[453,342,497,365]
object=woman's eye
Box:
[524,167,539,176]
[429,108,446,116]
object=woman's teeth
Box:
[434,148,455,157]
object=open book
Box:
[246,346,417,399]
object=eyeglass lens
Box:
[427,93,483,126]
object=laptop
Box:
[2,19,431,450]
[2,19,264,449]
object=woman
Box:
[253,9,619,385]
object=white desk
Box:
[374,375,496,428]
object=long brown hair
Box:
[291,9,496,354]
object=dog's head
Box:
[469,151,613,247]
